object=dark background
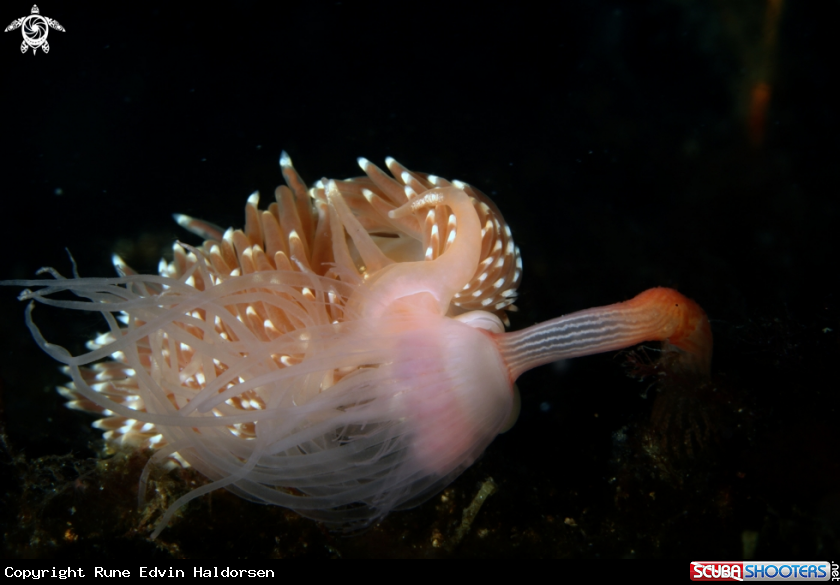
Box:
[1,0,837,559]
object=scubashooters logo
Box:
[4,5,65,54]
[691,561,833,581]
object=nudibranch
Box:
[3,154,712,537]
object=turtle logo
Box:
[5,5,65,55]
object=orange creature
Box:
[3,154,712,536]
